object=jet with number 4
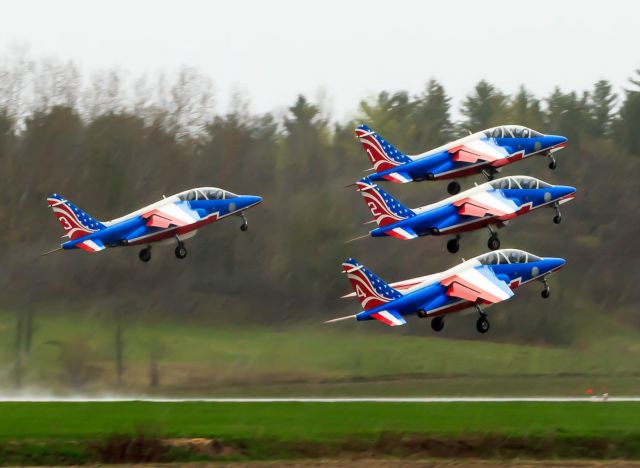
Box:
[325,249,565,334]
[353,175,575,253]
[355,124,568,194]
[45,187,262,262]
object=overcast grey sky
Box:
[1,0,637,119]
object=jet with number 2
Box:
[354,175,576,253]
[355,124,568,195]
[325,249,565,334]
[46,187,262,262]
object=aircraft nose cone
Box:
[244,195,263,207]
[556,185,577,199]
[545,257,566,272]
[547,135,568,148]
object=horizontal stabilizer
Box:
[382,172,413,184]
[385,226,418,240]
[370,309,406,326]
[76,239,106,253]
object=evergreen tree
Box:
[412,79,454,149]
[460,80,507,132]
[588,79,617,137]
[616,69,640,153]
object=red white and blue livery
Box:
[326,249,565,334]
[355,124,568,194]
[46,187,262,261]
[355,175,576,253]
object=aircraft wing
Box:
[381,171,413,184]
[449,140,509,166]
[142,203,198,228]
[440,265,513,304]
[452,191,517,218]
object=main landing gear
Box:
[552,202,562,224]
[475,304,490,334]
[487,225,500,250]
[431,316,444,332]
[139,246,152,262]
[446,235,460,253]
[447,181,461,195]
[481,168,498,181]
[174,236,187,259]
[240,212,249,231]
[540,276,551,299]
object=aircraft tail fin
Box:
[355,124,412,171]
[356,178,416,227]
[47,194,106,240]
[342,258,402,311]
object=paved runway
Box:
[0,396,635,402]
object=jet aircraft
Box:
[325,249,565,333]
[46,187,262,261]
[355,124,568,194]
[354,175,576,252]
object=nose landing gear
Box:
[540,276,550,298]
[547,153,557,170]
[240,213,249,231]
[552,202,562,224]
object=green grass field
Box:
[0,401,637,441]
[1,311,640,396]
[1,401,640,463]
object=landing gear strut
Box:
[475,304,490,334]
[431,316,444,332]
[547,153,557,170]
[240,212,249,231]
[174,237,187,259]
[446,235,460,254]
[481,169,497,181]
[447,181,461,195]
[139,246,151,262]
[552,202,562,224]
[487,225,500,250]
[540,276,550,298]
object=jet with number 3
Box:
[325,249,565,334]
[45,187,262,262]
[355,124,568,195]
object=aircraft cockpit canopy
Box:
[178,187,239,202]
[477,249,542,265]
[490,176,552,190]
[484,125,543,139]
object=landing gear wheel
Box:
[447,181,461,195]
[139,248,151,263]
[476,317,490,334]
[541,289,550,299]
[175,244,187,259]
[417,309,428,319]
[553,214,562,224]
[240,223,248,232]
[431,316,444,332]
[487,236,500,250]
[446,238,460,254]
[549,160,557,170]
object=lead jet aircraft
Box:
[355,124,568,194]
[46,187,262,262]
[354,175,576,252]
[325,249,565,333]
